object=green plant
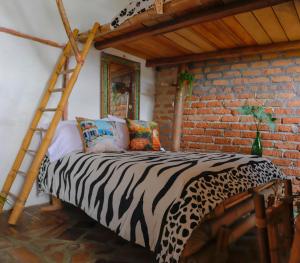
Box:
[178,71,195,96]
[238,105,277,132]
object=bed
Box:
[38,151,284,262]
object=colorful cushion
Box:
[126,119,161,151]
[108,115,130,150]
[76,117,122,153]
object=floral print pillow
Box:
[126,119,161,151]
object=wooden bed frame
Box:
[180,180,293,263]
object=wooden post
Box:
[266,220,280,263]
[254,194,271,263]
[155,0,164,14]
[172,64,186,152]
[289,216,300,263]
[56,0,82,63]
[0,27,64,49]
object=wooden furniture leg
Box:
[213,226,230,263]
[40,197,63,212]
[254,193,271,263]
[289,216,300,263]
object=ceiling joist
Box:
[146,39,300,67]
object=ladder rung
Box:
[25,149,37,155]
[51,88,65,93]
[33,128,48,132]
[41,108,57,112]
[59,68,75,75]
[8,192,18,200]
[16,171,27,177]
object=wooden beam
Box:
[0,27,64,49]
[94,0,289,50]
[56,0,82,63]
[146,40,300,67]
[78,0,205,42]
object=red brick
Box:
[209,123,231,129]
[277,125,293,132]
[239,147,252,154]
[287,66,300,73]
[263,68,283,75]
[274,142,297,150]
[197,108,214,114]
[224,71,241,77]
[237,93,255,99]
[191,102,206,108]
[285,134,300,141]
[232,138,252,145]
[261,141,273,148]
[272,159,292,166]
[222,116,239,122]
[288,100,300,107]
[271,76,292,83]
[251,61,269,68]
[215,138,232,144]
[282,168,300,176]
[206,101,223,107]
[222,145,240,153]
[245,77,269,84]
[276,93,295,99]
[272,59,292,66]
[282,118,300,124]
[212,79,229,86]
[224,100,243,107]
[205,129,223,136]
[261,133,284,140]
[263,149,282,157]
[184,109,197,115]
[224,131,241,137]
[207,73,222,79]
[241,131,256,138]
[216,94,234,100]
[242,69,261,76]
[183,121,195,128]
[283,151,300,159]
[190,128,205,135]
[231,63,248,69]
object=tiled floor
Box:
[0,204,260,263]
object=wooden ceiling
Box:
[80,0,300,67]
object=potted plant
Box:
[238,106,277,156]
[178,71,195,96]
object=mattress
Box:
[38,151,284,262]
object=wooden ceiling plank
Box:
[175,27,217,51]
[274,1,300,41]
[94,0,289,49]
[115,44,154,60]
[235,12,272,44]
[164,32,203,53]
[146,39,300,67]
[153,35,191,54]
[253,7,288,42]
[192,24,229,49]
[221,16,257,45]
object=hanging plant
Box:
[178,71,195,96]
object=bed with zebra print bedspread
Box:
[38,151,284,262]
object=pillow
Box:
[126,119,161,151]
[76,117,122,153]
[108,115,130,150]
[41,120,83,162]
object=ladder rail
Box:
[7,23,99,225]
[0,30,79,213]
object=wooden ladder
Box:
[0,22,99,225]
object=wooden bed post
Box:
[254,193,271,263]
[289,216,300,263]
[172,64,186,152]
[284,180,294,244]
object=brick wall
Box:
[154,51,300,177]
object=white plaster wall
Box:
[0,0,155,209]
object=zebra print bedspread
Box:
[38,151,284,262]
